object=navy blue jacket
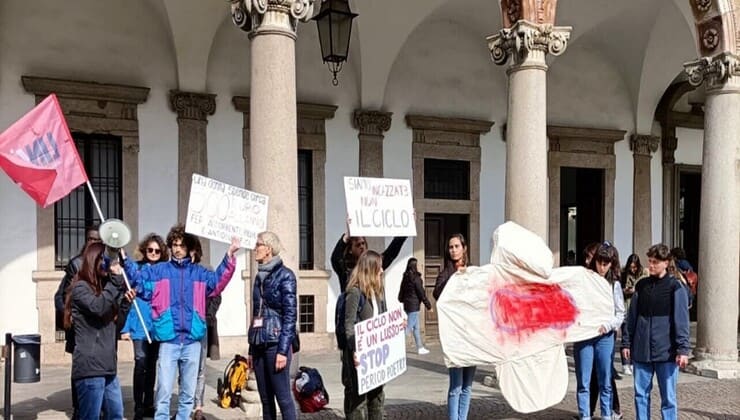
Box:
[622,273,690,363]
[249,259,297,356]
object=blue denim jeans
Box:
[633,361,678,420]
[194,334,208,408]
[253,344,295,420]
[448,366,476,420]
[574,332,614,420]
[155,341,201,420]
[74,375,124,420]
[406,311,423,350]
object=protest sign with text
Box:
[354,307,407,394]
[344,176,417,237]
[186,174,268,249]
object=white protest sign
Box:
[344,176,417,237]
[186,174,268,249]
[354,307,407,394]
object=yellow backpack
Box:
[217,354,249,408]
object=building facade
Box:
[0,0,737,376]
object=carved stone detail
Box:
[630,135,660,156]
[230,0,314,38]
[169,91,216,121]
[695,0,712,12]
[488,20,571,67]
[500,0,558,28]
[353,110,392,136]
[684,52,740,91]
[662,136,678,164]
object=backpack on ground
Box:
[217,354,249,408]
[334,288,366,350]
[292,366,329,413]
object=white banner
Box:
[354,307,407,394]
[185,174,268,249]
[344,176,417,237]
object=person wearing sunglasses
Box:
[119,233,169,420]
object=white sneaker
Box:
[417,347,430,355]
[623,365,633,375]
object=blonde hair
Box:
[346,250,384,300]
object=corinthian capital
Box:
[230,0,314,38]
[630,135,660,157]
[169,91,216,121]
[353,110,392,136]
[487,20,571,68]
[684,52,740,92]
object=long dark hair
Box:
[63,242,114,329]
[623,254,643,276]
[402,257,419,284]
[588,241,621,284]
[582,242,600,267]
[447,233,468,268]
[342,236,367,271]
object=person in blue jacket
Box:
[622,244,690,420]
[120,233,169,420]
[120,224,240,420]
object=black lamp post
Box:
[312,0,358,86]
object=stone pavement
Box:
[2,340,739,420]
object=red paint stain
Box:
[490,283,579,335]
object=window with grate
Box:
[298,149,314,269]
[298,295,315,333]
[54,133,123,269]
[424,158,470,200]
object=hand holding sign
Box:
[344,176,417,237]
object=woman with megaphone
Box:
[63,241,136,420]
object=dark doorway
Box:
[560,167,605,266]
[423,213,469,340]
[677,168,701,270]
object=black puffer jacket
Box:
[70,275,124,380]
[249,257,297,356]
[398,272,431,313]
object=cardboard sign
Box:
[354,307,407,394]
[344,176,417,237]
[186,174,268,249]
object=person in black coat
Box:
[330,226,406,293]
[398,257,431,354]
[63,242,134,420]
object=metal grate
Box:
[298,295,315,333]
[424,158,470,200]
[54,133,122,269]
[298,150,314,270]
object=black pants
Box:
[253,344,295,420]
[132,339,159,415]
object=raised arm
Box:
[382,236,407,270]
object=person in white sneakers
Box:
[398,257,432,355]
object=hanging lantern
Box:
[312,0,358,86]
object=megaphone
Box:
[99,218,132,259]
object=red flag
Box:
[0,94,88,207]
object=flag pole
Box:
[86,180,152,344]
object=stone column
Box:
[170,91,215,262]
[630,135,659,255]
[684,52,740,377]
[230,0,312,274]
[353,110,392,250]
[661,134,678,245]
[488,4,571,239]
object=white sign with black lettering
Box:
[354,308,407,394]
[186,174,268,249]
[344,176,417,237]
